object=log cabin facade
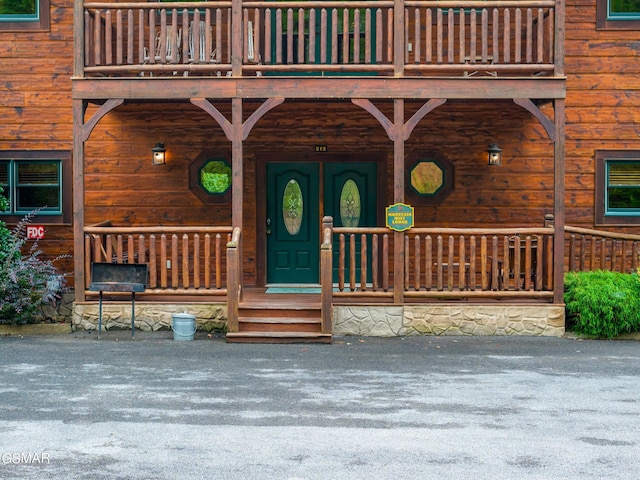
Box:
[1,0,639,340]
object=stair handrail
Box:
[226,226,242,333]
[320,216,334,335]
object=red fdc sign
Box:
[26,226,45,240]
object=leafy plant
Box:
[0,209,68,325]
[564,270,640,338]
[0,188,11,263]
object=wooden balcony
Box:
[75,0,566,100]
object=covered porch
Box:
[72,0,568,341]
[75,217,567,339]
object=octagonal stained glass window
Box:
[411,160,446,196]
[199,159,231,195]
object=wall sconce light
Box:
[486,143,502,166]
[152,143,167,165]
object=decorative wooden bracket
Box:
[191,97,285,141]
[191,98,232,140]
[351,99,396,140]
[81,98,124,143]
[513,98,556,142]
[351,98,447,141]
[403,99,447,141]
[241,97,285,140]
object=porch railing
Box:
[322,217,556,300]
[83,224,233,295]
[80,0,562,77]
[565,226,640,274]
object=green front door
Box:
[266,161,377,284]
[324,162,377,283]
[266,162,320,284]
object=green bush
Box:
[0,210,68,325]
[564,270,640,338]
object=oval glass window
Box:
[340,179,361,227]
[283,179,303,235]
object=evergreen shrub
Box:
[564,270,640,339]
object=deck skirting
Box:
[334,304,565,337]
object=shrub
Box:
[564,270,640,339]
[0,210,68,325]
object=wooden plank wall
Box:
[86,99,554,286]
[564,0,640,234]
[3,0,640,290]
[0,0,75,284]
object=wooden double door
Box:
[266,161,377,284]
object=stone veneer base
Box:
[334,304,565,337]
[74,302,564,337]
[73,302,227,332]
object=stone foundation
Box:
[334,304,565,337]
[73,302,227,332]
[74,300,563,337]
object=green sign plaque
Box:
[386,203,414,232]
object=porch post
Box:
[231,98,243,295]
[73,99,85,302]
[393,99,405,304]
[553,98,566,304]
[232,98,243,231]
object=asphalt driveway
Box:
[0,332,639,479]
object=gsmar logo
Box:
[2,452,50,464]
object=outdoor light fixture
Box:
[152,143,167,165]
[486,143,502,166]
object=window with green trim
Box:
[0,159,62,215]
[609,0,640,18]
[0,0,49,31]
[597,0,640,29]
[595,151,640,225]
[606,161,640,213]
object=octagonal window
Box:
[406,152,454,204]
[410,161,445,196]
[199,159,231,195]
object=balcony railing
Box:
[80,0,562,78]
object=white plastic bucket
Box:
[171,313,197,341]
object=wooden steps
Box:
[226,293,331,344]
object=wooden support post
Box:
[553,98,565,304]
[231,0,242,76]
[73,0,84,78]
[393,99,405,304]
[73,99,86,302]
[393,0,404,76]
[232,97,243,301]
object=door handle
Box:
[266,217,271,236]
